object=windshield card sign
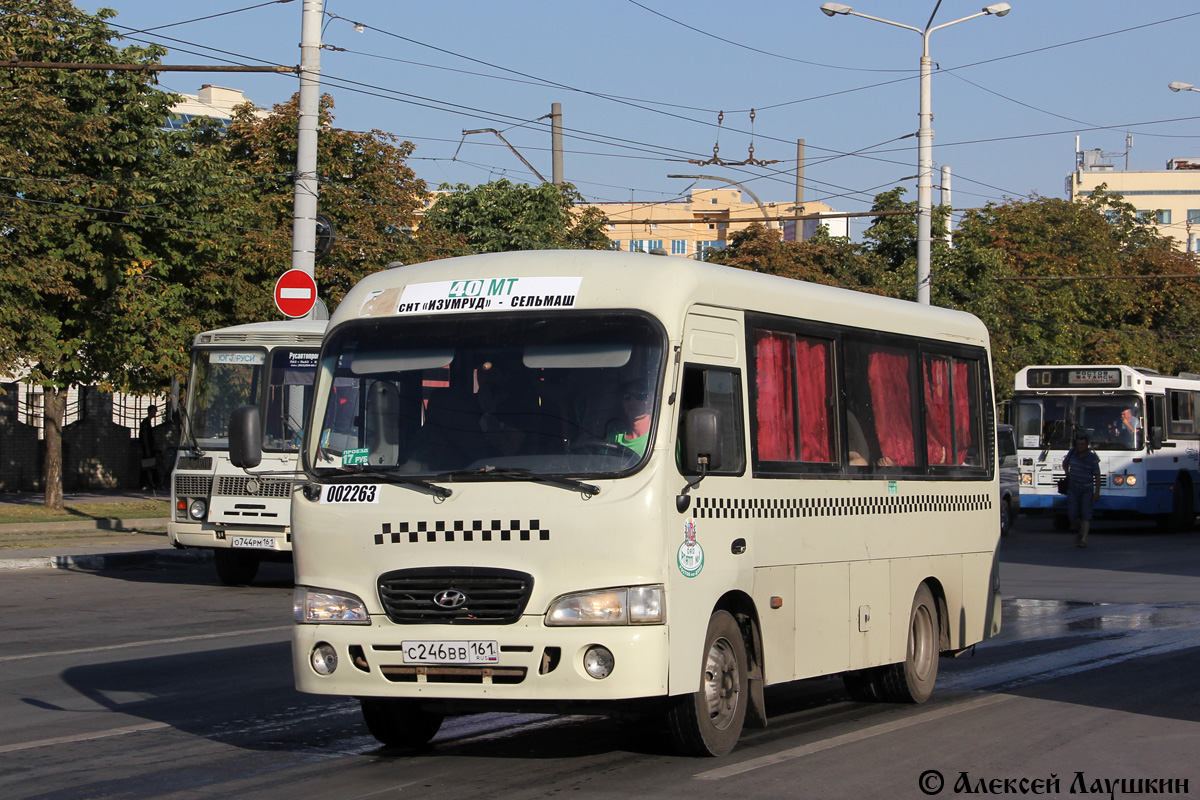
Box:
[397,277,582,314]
[210,351,265,365]
[341,448,370,466]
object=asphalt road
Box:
[1,517,1197,799]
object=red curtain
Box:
[952,360,974,464]
[755,331,795,461]
[795,338,831,462]
[924,356,952,465]
[868,349,916,466]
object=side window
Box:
[752,328,835,465]
[843,340,919,469]
[678,365,745,475]
[923,354,983,467]
[1168,390,1197,438]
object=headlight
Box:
[1112,474,1125,485]
[188,499,207,519]
[1020,473,1032,484]
[294,586,370,624]
[1125,474,1138,486]
[546,585,664,626]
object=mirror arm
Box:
[675,457,709,513]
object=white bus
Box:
[1012,365,1200,531]
[169,320,324,585]
[231,251,1001,755]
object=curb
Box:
[0,548,212,572]
[0,517,169,535]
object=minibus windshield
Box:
[309,312,666,477]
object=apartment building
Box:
[584,188,846,258]
[1068,147,1200,252]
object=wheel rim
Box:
[703,636,740,731]
[910,603,935,682]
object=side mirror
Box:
[1150,426,1164,451]
[229,405,262,469]
[684,407,723,472]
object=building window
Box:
[608,223,617,230]
[711,198,718,205]
[647,239,663,251]
[1187,209,1200,224]
[671,239,688,255]
[1136,209,1169,224]
[649,223,658,229]
[1159,210,1172,224]
[708,223,715,230]
[629,239,646,253]
[610,240,622,250]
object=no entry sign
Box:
[274,269,318,318]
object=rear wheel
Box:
[875,584,940,704]
[667,610,748,756]
[999,498,1013,536]
[213,549,259,586]
[360,697,444,748]
[1158,476,1195,532]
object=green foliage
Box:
[706,223,889,293]
[421,179,611,254]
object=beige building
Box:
[583,189,846,258]
[166,85,267,129]
[1068,147,1200,253]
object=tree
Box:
[420,179,611,254]
[0,0,177,508]
[705,223,888,293]
[945,190,1200,397]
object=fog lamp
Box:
[311,643,338,675]
[583,645,614,679]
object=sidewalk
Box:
[0,489,207,571]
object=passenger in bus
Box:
[609,380,652,457]
[1062,432,1102,548]
[847,411,894,468]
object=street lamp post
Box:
[820,2,1011,305]
[1169,81,1200,94]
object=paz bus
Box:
[230,251,1002,756]
[1012,365,1200,531]
[169,320,324,585]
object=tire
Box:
[213,549,260,586]
[1164,476,1195,532]
[360,697,444,748]
[875,584,940,704]
[842,667,882,702]
[667,610,748,757]
[999,498,1012,536]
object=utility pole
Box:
[551,102,564,185]
[292,0,322,318]
[795,139,805,241]
[940,165,952,244]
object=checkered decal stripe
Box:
[374,519,550,545]
[693,494,992,519]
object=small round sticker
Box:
[678,519,704,578]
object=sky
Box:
[83,0,1200,240]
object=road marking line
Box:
[0,626,291,663]
[0,722,170,754]
[694,693,1011,781]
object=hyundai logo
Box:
[433,589,468,608]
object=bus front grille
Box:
[175,475,212,496]
[214,476,295,498]
[377,567,533,625]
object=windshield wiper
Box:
[444,466,599,497]
[324,467,452,499]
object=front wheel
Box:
[360,697,444,748]
[666,610,748,757]
[213,549,259,586]
[999,498,1013,536]
[875,583,940,704]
